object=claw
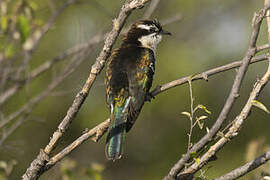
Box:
[145,93,155,102]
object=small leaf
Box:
[197,120,204,129]
[1,16,8,32]
[181,111,191,118]
[206,127,210,133]
[251,100,270,114]
[190,151,198,158]
[196,115,208,121]
[5,43,15,58]
[29,1,38,10]
[90,162,105,173]
[196,116,207,129]
[195,157,200,165]
[197,104,211,114]
[18,15,31,42]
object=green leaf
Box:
[90,163,104,173]
[181,111,191,118]
[196,116,208,129]
[195,157,200,165]
[0,173,4,180]
[190,151,198,158]
[86,163,105,180]
[18,15,31,42]
[197,115,208,121]
[197,120,204,129]
[206,127,210,133]
[251,100,270,114]
[29,1,38,10]
[197,104,211,114]
[5,43,15,58]
[1,16,8,32]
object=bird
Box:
[105,19,171,161]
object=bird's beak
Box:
[160,29,172,35]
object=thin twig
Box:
[151,54,268,97]
[0,0,77,106]
[214,150,270,180]
[0,47,91,129]
[0,33,101,106]
[0,50,87,145]
[142,0,160,19]
[164,5,270,179]
[0,117,23,146]
[160,13,183,26]
[44,119,110,170]
[14,0,77,80]
[187,79,194,152]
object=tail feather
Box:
[105,97,130,161]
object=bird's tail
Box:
[105,97,131,161]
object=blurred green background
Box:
[0,0,270,179]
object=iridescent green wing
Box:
[105,48,130,160]
[105,87,130,160]
[126,48,155,131]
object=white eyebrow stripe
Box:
[137,24,152,30]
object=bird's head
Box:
[122,19,171,52]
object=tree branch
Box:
[211,2,270,179]
[0,50,87,146]
[14,0,77,82]
[0,34,100,106]
[44,119,110,171]
[22,0,151,179]
[19,2,270,180]
[22,53,268,174]
[214,150,270,180]
[164,4,270,179]
[151,53,267,96]
[179,57,270,178]
[142,0,160,19]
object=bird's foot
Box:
[145,93,155,102]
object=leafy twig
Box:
[164,4,270,179]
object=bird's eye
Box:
[150,28,156,33]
